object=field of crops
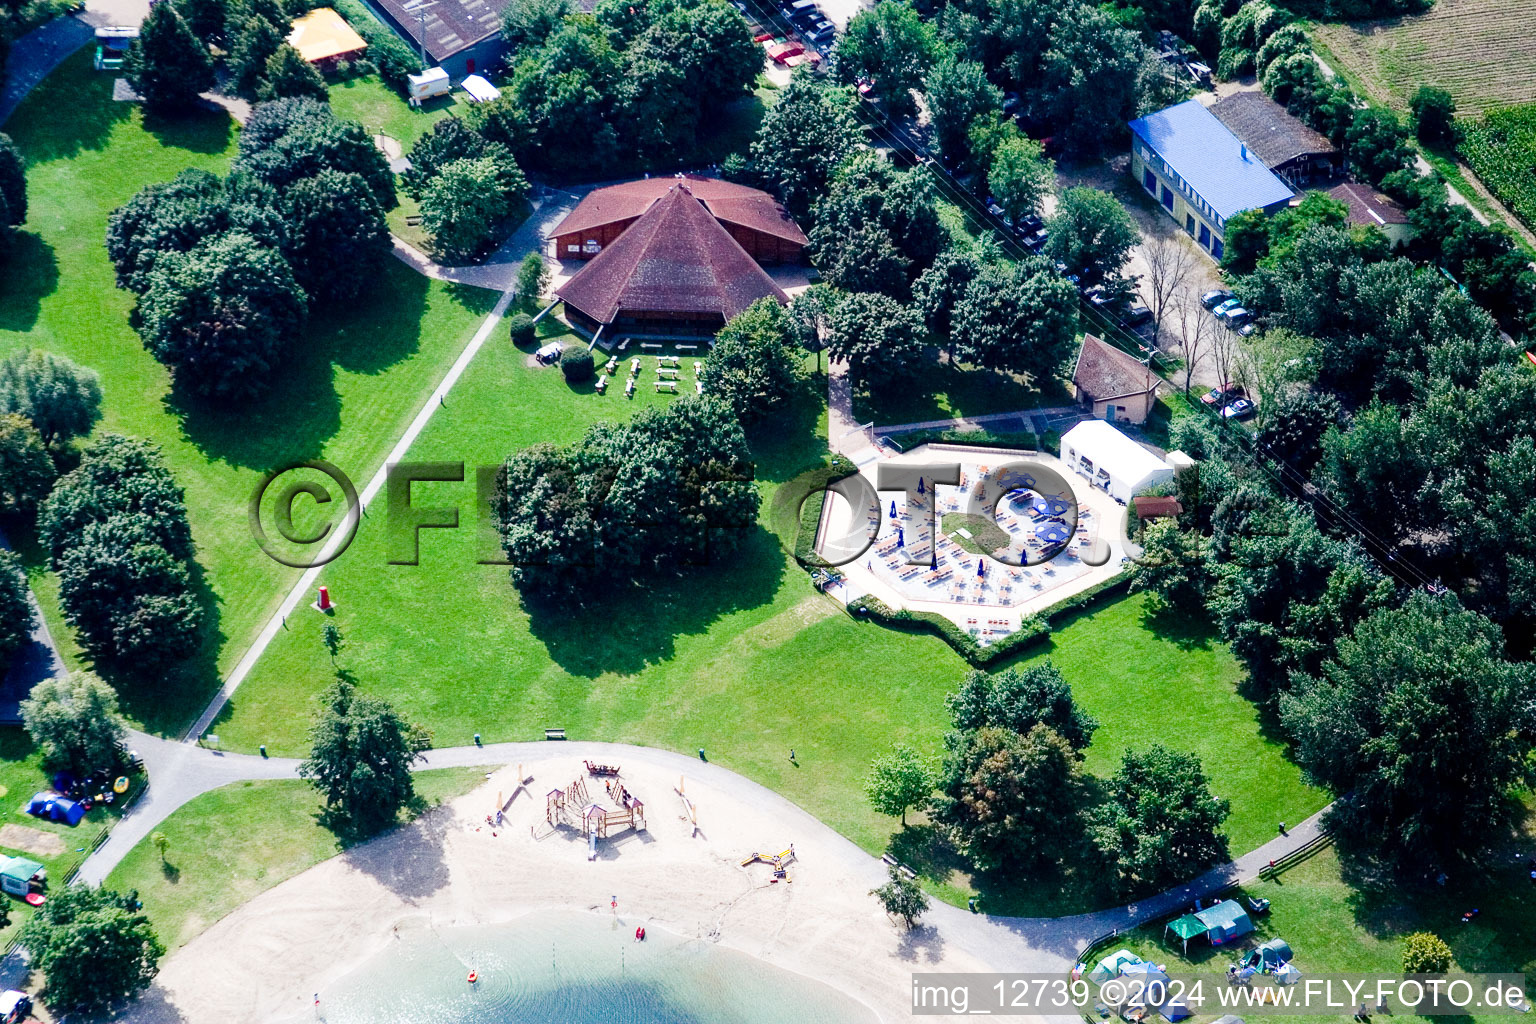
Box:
[1458,105,1536,228]
[1310,0,1536,116]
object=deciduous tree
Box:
[746,73,862,220]
[1089,744,1230,892]
[20,671,129,779]
[0,550,33,677]
[135,231,307,399]
[281,169,390,302]
[419,155,528,262]
[701,298,799,424]
[871,864,930,928]
[258,43,329,101]
[0,413,52,513]
[823,291,926,393]
[1045,186,1138,288]
[20,886,164,1016]
[945,663,1098,749]
[301,678,430,836]
[864,744,937,825]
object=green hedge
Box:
[845,571,1132,666]
[882,425,1039,452]
[773,452,859,560]
[846,595,1051,667]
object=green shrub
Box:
[507,312,535,346]
[560,345,595,382]
[1401,932,1453,974]
[846,595,1052,666]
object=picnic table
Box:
[656,381,677,392]
[658,355,681,367]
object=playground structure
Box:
[545,774,647,858]
[675,776,701,838]
[741,845,796,882]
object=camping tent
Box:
[1060,420,1174,503]
[1089,950,1144,984]
[1242,938,1294,971]
[1121,962,1170,984]
[0,857,42,897]
[1158,999,1192,1021]
[26,792,82,827]
[1195,899,1254,946]
[1165,914,1207,953]
[1274,962,1302,985]
[1212,1015,1246,1024]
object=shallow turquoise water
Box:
[320,909,880,1024]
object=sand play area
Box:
[125,753,1003,1023]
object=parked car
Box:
[806,19,835,40]
[1212,298,1243,318]
[1021,228,1048,251]
[1221,398,1255,419]
[1121,304,1152,327]
[1087,288,1117,310]
[1200,288,1232,309]
[1201,382,1241,406]
[1220,307,1251,327]
[1237,321,1258,337]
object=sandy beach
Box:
[125,753,1004,1024]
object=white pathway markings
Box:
[182,286,519,743]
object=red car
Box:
[1201,382,1243,406]
[766,40,804,63]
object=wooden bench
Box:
[545,728,566,741]
[655,381,678,392]
[405,215,422,226]
[675,343,700,352]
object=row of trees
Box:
[834,0,1185,160]
[0,132,25,258]
[39,435,203,668]
[108,98,395,399]
[867,665,1231,894]
[126,0,334,114]
[470,0,762,173]
[0,348,104,676]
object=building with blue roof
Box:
[1127,99,1294,260]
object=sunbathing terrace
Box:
[813,443,1132,641]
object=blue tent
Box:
[27,792,83,827]
[1195,899,1254,945]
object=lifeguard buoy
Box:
[635,927,646,942]
[467,970,478,984]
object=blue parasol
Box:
[977,558,986,577]
[897,527,906,548]
[918,476,925,495]
[889,501,897,519]
[1035,521,1070,545]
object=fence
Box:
[1071,827,1335,1021]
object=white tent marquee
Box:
[1060,420,1174,503]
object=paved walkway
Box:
[390,184,583,291]
[76,732,1333,983]
[0,15,93,126]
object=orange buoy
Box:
[467,970,478,984]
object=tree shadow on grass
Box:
[140,105,235,156]
[96,556,227,737]
[7,51,129,164]
[745,374,827,486]
[1138,603,1218,653]
[168,261,442,471]
[0,232,58,332]
[317,261,434,377]
[521,525,786,679]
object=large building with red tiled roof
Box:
[550,176,808,265]
[555,182,794,336]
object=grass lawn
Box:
[1110,831,1536,1021]
[895,595,1324,916]
[103,767,487,950]
[851,360,1073,428]
[327,74,464,150]
[207,308,1319,912]
[0,51,499,733]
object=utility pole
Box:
[402,0,438,67]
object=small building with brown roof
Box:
[550,176,808,265]
[555,182,792,337]
[287,7,367,68]
[1072,334,1161,425]
[1133,495,1184,522]
[1326,182,1413,247]
[1209,92,1341,189]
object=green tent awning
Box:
[1165,914,1207,953]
